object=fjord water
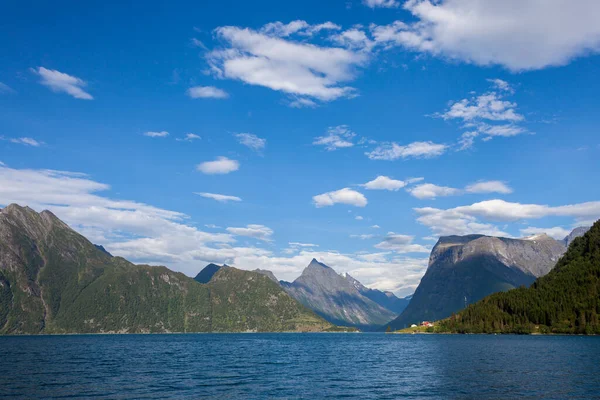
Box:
[1,334,599,399]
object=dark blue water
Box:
[1,334,599,399]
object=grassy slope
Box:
[0,206,334,334]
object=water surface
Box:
[1,333,599,399]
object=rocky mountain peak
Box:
[564,226,591,246]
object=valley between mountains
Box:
[0,203,595,334]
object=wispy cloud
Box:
[0,82,15,94]
[195,192,242,203]
[144,131,169,138]
[313,125,357,151]
[408,180,513,199]
[8,137,43,147]
[235,133,266,152]
[177,133,201,142]
[32,67,93,100]
[227,224,273,241]
[363,0,399,8]
[186,86,229,99]
[366,141,448,160]
[207,22,367,106]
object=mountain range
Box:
[388,228,589,330]
[0,204,334,334]
[278,259,403,329]
[437,219,600,334]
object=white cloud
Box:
[487,78,513,93]
[350,234,375,239]
[191,38,207,49]
[289,97,318,108]
[313,125,356,151]
[313,188,367,208]
[0,164,428,296]
[195,192,242,203]
[415,199,600,237]
[363,0,399,8]
[288,242,319,247]
[331,28,375,51]
[363,175,407,191]
[196,156,240,175]
[438,81,529,149]
[235,133,266,152]
[144,131,169,138]
[520,226,571,240]
[227,224,273,241]
[0,82,15,94]
[370,0,600,71]
[207,23,368,105]
[186,86,229,99]
[441,92,523,122]
[355,215,364,220]
[9,137,42,147]
[32,67,93,100]
[177,133,201,142]
[408,183,461,199]
[366,141,448,160]
[408,180,513,199]
[374,233,431,253]
[260,20,341,37]
[465,180,513,194]
[371,224,380,229]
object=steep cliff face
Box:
[0,204,333,334]
[387,232,574,330]
[281,259,397,328]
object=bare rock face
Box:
[564,226,590,246]
[344,273,410,315]
[280,259,397,329]
[387,229,587,330]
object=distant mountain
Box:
[564,226,590,246]
[0,204,333,334]
[253,269,279,283]
[344,273,411,315]
[94,244,112,257]
[437,220,600,334]
[388,231,581,330]
[281,259,397,328]
[194,263,225,283]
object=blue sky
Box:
[1,0,600,296]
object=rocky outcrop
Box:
[281,259,397,328]
[387,229,586,330]
[344,273,410,315]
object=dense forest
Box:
[437,220,600,334]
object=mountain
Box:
[253,269,279,283]
[388,231,575,330]
[0,204,333,334]
[280,259,397,328]
[564,226,590,246]
[437,219,600,334]
[344,273,411,314]
[194,263,225,283]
